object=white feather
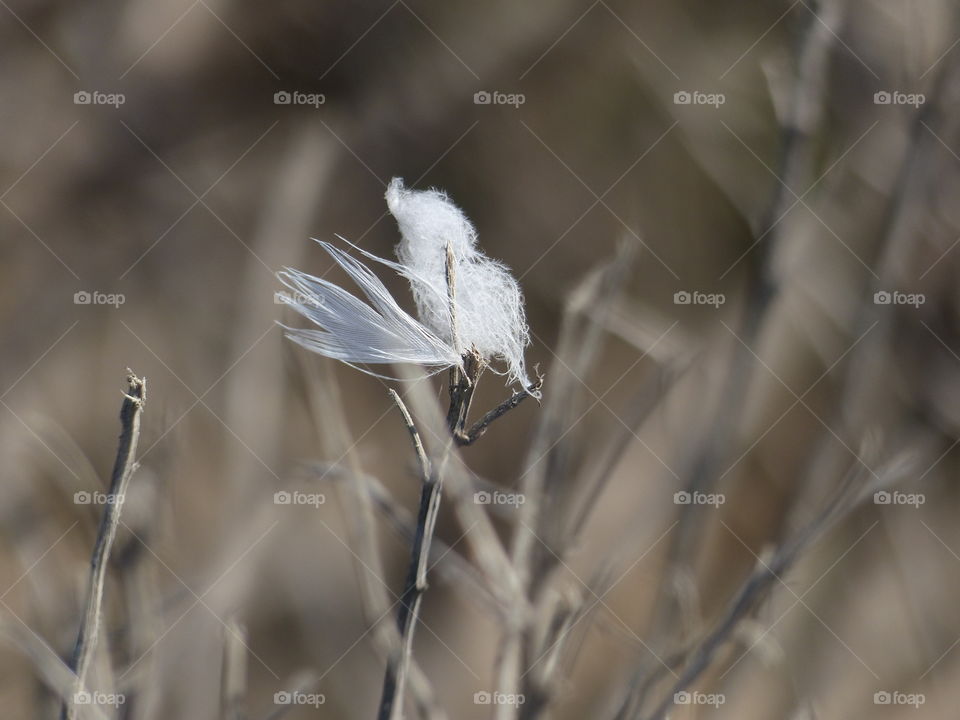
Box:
[279,180,536,393]
[278,241,460,376]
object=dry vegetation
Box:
[2,1,960,718]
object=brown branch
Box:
[380,243,539,718]
[455,373,543,447]
[62,370,146,720]
[377,389,443,720]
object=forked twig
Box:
[379,244,467,719]
[455,372,543,446]
[62,370,146,720]
[379,243,538,719]
[442,239,539,446]
[378,244,463,720]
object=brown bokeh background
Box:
[3,1,960,718]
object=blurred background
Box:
[3,0,960,717]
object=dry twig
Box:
[379,243,535,719]
[377,389,441,720]
[62,371,146,720]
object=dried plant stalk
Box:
[62,371,146,720]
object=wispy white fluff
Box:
[385,178,532,389]
[278,178,534,391]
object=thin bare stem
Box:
[62,370,146,720]
[446,241,461,358]
[389,389,431,479]
[307,461,503,616]
[380,241,538,718]
[377,390,442,720]
[455,374,543,446]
